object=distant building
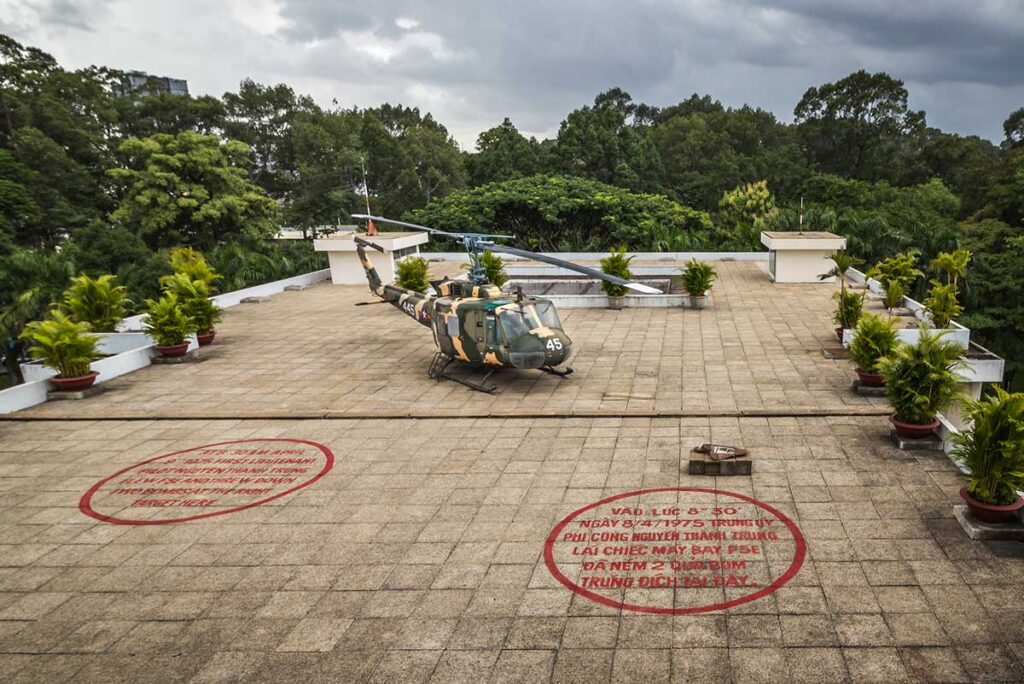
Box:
[113,70,189,98]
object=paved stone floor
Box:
[2,261,1022,682]
[19,262,887,419]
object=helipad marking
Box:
[544,487,806,614]
[79,438,334,525]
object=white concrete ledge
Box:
[421,251,768,264]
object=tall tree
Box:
[794,70,925,181]
[107,131,279,250]
[466,118,541,186]
[554,88,663,192]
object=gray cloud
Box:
[3,0,1022,146]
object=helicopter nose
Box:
[507,333,572,369]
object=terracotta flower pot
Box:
[196,330,216,346]
[155,342,190,358]
[960,487,1024,524]
[835,327,844,342]
[50,371,99,392]
[889,414,939,439]
[855,368,885,387]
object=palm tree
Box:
[930,249,971,288]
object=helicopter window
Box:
[446,315,460,337]
[498,309,532,340]
[533,301,562,329]
[486,315,502,345]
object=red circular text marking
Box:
[80,438,334,525]
[544,487,805,614]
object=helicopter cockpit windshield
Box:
[497,301,563,340]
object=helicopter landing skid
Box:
[427,353,499,394]
[540,365,575,378]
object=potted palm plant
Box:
[820,250,863,339]
[601,247,633,310]
[61,274,130,333]
[849,313,900,387]
[923,281,963,329]
[877,326,964,439]
[953,387,1024,524]
[681,259,717,309]
[20,311,100,391]
[160,273,222,346]
[143,293,195,357]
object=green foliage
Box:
[849,313,900,374]
[142,293,195,346]
[107,131,280,250]
[407,174,712,252]
[395,256,430,293]
[930,248,970,287]
[467,118,542,186]
[953,387,1024,506]
[61,274,129,332]
[923,281,964,329]
[159,273,222,333]
[869,252,923,290]
[20,310,98,378]
[833,290,864,329]
[169,247,220,288]
[600,247,633,297]
[794,70,925,182]
[681,259,717,296]
[878,326,965,424]
[883,278,907,313]
[715,180,778,250]
[819,250,863,287]
[205,240,326,292]
[476,250,508,288]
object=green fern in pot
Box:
[143,293,195,357]
[848,313,900,387]
[877,325,964,438]
[953,387,1024,523]
[20,311,100,389]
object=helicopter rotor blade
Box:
[351,214,510,242]
[483,244,662,295]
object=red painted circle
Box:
[544,487,806,614]
[79,438,334,525]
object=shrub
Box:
[61,274,130,332]
[923,280,963,329]
[20,310,98,378]
[833,290,864,329]
[395,256,430,292]
[600,246,633,297]
[953,387,1024,506]
[849,313,900,375]
[142,293,195,346]
[169,247,220,289]
[681,259,717,296]
[868,251,923,290]
[930,248,970,287]
[882,278,906,313]
[160,273,222,333]
[878,325,964,424]
[477,250,508,288]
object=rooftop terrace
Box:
[1,259,1021,682]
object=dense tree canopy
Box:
[2,31,1024,385]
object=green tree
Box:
[716,180,778,250]
[1004,107,1024,148]
[107,131,279,250]
[554,88,663,192]
[407,174,711,252]
[794,70,925,181]
[466,118,541,186]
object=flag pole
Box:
[360,157,377,236]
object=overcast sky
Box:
[3,0,1022,148]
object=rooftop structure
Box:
[0,257,1020,682]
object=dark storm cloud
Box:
[3,0,1022,144]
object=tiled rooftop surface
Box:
[1,260,1021,682]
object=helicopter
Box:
[350,213,660,393]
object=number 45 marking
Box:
[546,338,563,351]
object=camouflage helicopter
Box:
[350,214,659,393]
